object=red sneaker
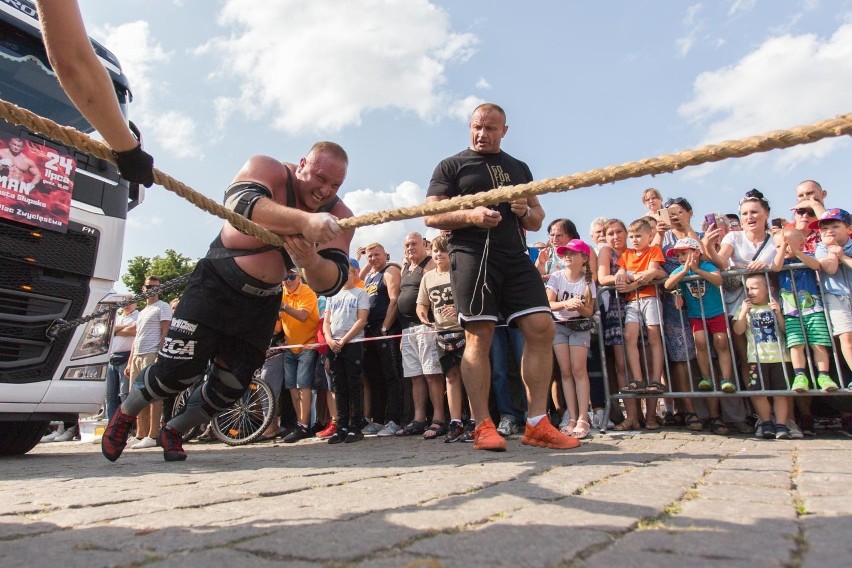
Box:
[101,407,137,462]
[473,418,507,452]
[157,426,187,462]
[521,418,581,449]
[317,421,337,439]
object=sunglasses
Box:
[663,197,690,209]
[283,274,298,281]
[794,208,815,217]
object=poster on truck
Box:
[0,134,75,233]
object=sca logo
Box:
[161,338,197,358]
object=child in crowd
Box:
[614,219,667,396]
[664,238,736,393]
[813,208,852,390]
[322,258,370,444]
[417,235,468,442]
[545,239,597,439]
[771,228,838,392]
[733,274,794,439]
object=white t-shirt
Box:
[133,300,172,355]
[722,231,776,268]
[325,287,370,341]
[545,270,596,322]
[112,309,138,353]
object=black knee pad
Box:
[140,360,197,401]
[200,361,251,413]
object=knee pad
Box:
[200,361,250,414]
[139,361,193,401]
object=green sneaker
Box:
[790,373,809,393]
[697,378,713,392]
[720,379,737,393]
[816,373,839,392]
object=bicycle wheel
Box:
[211,377,274,445]
[171,386,203,442]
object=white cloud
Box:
[344,181,430,260]
[91,21,202,156]
[728,0,756,16]
[678,22,852,170]
[476,77,491,90]
[676,4,704,58]
[203,0,479,135]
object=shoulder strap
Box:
[751,233,771,261]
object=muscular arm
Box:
[423,195,501,230]
[36,1,139,153]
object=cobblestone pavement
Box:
[1,429,850,568]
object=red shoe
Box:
[157,426,187,462]
[473,418,507,452]
[101,407,137,462]
[521,418,581,449]
[317,421,337,439]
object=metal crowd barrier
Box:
[598,262,852,431]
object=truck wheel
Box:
[0,420,50,455]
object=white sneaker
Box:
[558,412,572,431]
[131,436,157,449]
[496,414,517,437]
[592,410,605,430]
[786,420,804,439]
[376,421,400,437]
[40,430,62,443]
[54,425,78,442]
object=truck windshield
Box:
[0,21,128,133]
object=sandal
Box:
[572,418,591,439]
[422,420,447,440]
[644,419,661,431]
[396,420,427,437]
[559,419,577,435]
[613,418,641,431]
[620,381,647,394]
[708,417,731,435]
[644,382,667,395]
[684,412,703,431]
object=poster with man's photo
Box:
[0,134,75,233]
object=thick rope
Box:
[2,97,850,237]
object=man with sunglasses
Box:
[103,142,354,462]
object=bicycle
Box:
[171,367,274,446]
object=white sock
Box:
[527,414,546,427]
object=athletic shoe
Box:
[40,427,63,443]
[790,373,809,393]
[101,407,137,462]
[327,429,348,444]
[729,421,752,435]
[521,418,581,450]
[376,421,400,437]
[472,418,506,452]
[361,421,382,435]
[282,424,312,443]
[755,420,775,440]
[461,420,475,443]
[775,424,792,440]
[310,421,326,434]
[317,422,337,439]
[157,426,187,461]
[798,414,815,437]
[131,436,157,449]
[557,412,573,431]
[719,379,737,393]
[697,378,713,391]
[786,420,804,439]
[345,430,364,444]
[54,425,78,442]
[444,420,465,443]
[816,373,839,392]
[496,414,517,437]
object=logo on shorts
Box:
[160,338,197,359]
[170,318,198,334]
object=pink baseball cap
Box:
[665,237,702,258]
[556,239,592,257]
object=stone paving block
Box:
[146,547,313,567]
[626,527,795,563]
[669,499,798,534]
[580,546,784,568]
[799,494,852,517]
[801,516,852,568]
[696,482,792,504]
[0,528,154,568]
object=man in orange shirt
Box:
[278,268,321,443]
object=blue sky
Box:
[77,0,852,284]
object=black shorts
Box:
[746,362,794,391]
[449,246,549,326]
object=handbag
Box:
[436,330,466,352]
[720,233,770,292]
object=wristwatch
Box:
[381,326,388,335]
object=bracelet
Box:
[520,207,531,219]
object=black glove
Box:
[114,144,154,187]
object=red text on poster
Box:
[0,135,75,233]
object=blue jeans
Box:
[490,326,526,423]
[283,349,319,389]
[106,351,131,420]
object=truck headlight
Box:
[70,302,116,359]
[62,364,107,380]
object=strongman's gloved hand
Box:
[113,121,154,187]
[114,144,154,187]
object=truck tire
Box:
[0,420,50,456]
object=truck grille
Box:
[0,221,95,383]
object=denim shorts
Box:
[283,349,319,389]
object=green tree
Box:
[122,249,196,304]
